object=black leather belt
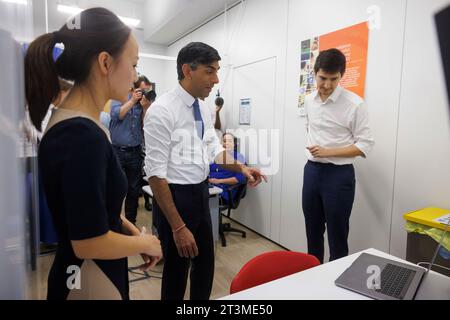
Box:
[113,145,141,152]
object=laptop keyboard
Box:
[376,264,416,299]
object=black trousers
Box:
[302,161,356,263]
[153,181,214,300]
[113,145,142,224]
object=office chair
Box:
[219,182,247,247]
[230,251,321,294]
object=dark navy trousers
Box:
[153,181,214,300]
[302,160,356,263]
[113,145,142,224]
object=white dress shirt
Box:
[144,84,225,185]
[304,86,375,165]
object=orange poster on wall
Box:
[299,21,369,109]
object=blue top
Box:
[209,151,247,203]
[109,99,143,147]
[100,111,111,130]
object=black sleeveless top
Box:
[39,117,128,300]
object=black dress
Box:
[39,117,128,300]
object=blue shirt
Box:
[209,151,246,203]
[109,99,143,147]
[100,112,111,130]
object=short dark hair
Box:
[314,48,346,76]
[215,97,224,107]
[134,75,151,89]
[177,42,221,81]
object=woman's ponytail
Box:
[25,33,60,131]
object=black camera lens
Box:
[142,89,156,102]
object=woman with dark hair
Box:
[209,133,247,203]
[25,7,161,300]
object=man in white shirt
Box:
[303,48,375,263]
[144,42,267,300]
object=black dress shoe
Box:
[145,202,153,211]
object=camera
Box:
[137,89,156,102]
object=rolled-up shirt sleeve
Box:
[110,101,122,121]
[352,102,375,158]
[143,104,174,180]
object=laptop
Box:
[335,218,450,300]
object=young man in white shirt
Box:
[303,48,375,263]
[144,42,267,300]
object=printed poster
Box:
[299,21,369,113]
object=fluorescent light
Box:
[139,53,176,61]
[119,17,140,28]
[1,0,28,5]
[57,4,82,15]
[57,5,141,28]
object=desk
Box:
[142,185,223,243]
[220,248,450,300]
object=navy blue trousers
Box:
[153,181,214,300]
[302,160,356,263]
[113,145,143,224]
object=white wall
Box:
[231,56,279,238]
[390,0,450,258]
[165,0,450,259]
[136,56,170,95]
[134,30,171,95]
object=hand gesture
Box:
[307,145,329,158]
[241,167,268,188]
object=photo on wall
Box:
[298,22,369,115]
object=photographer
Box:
[140,89,157,212]
[110,75,153,225]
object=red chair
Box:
[230,251,321,294]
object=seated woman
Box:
[209,133,246,204]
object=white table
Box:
[142,185,223,243]
[220,248,450,300]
